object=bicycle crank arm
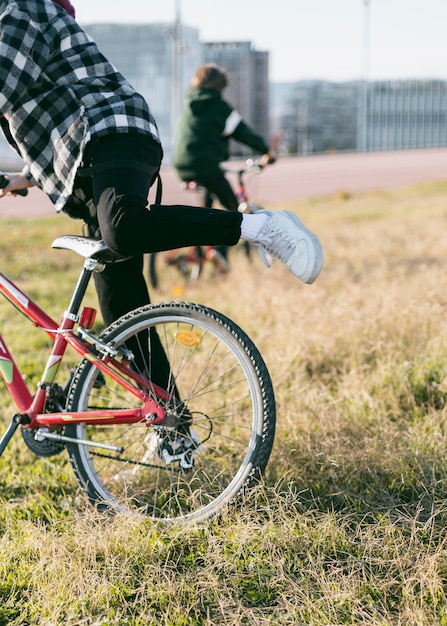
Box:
[0,416,21,457]
[38,429,124,453]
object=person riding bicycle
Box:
[173,63,275,215]
[0,0,323,341]
[172,63,276,265]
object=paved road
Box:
[1,147,446,218]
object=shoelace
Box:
[255,225,299,268]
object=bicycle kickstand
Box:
[0,415,21,457]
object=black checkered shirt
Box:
[0,0,160,211]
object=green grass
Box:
[2,183,447,623]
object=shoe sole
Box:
[284,211,323,284]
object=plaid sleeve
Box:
[0,6,50,111]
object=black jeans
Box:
[67,133,243,326]
[191,168,239,212]
[177,167,240,260]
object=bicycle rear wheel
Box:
[147,249,204,292]
[65,301,276,524]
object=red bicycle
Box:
[147,158,267,291]
[0,213,276,524]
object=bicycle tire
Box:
[65,301,276,524]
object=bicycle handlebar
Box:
[180,155,276,196]
[0,172,28,197]
[222,155,276,177]
[250,155,277,167]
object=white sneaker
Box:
[253,210,323,284]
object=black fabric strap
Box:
[154,173,162,203]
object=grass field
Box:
[2,181,447,624]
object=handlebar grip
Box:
[0,173,28,197]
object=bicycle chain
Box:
[90,449,184,473]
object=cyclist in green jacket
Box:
[173,63,275,214]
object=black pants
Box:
[191,168,239,212]
[67,134,243,326]
[176,167,240,262]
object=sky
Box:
[72,0,447,84]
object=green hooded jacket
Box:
[172,87,269,179]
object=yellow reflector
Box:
[172,285,186,296]
[174,330,202,347]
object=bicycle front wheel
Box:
[65,301,276,524]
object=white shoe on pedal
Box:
[253,210,323,284]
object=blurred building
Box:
[276,79,447,155]
[278,81,358,154]
[366,80,447,151]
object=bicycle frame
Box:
[0,248,168,457]
[222,158,265,214]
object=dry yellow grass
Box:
[2,181,447,623]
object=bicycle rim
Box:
[65,302,275,524]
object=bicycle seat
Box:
[52,235,129,264]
